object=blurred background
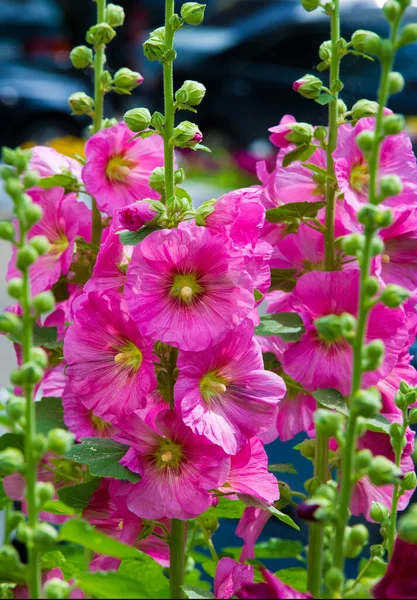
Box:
[1,0,417,582]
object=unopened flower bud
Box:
[337,98,348,116]
[171,121,203,148]
[355,448,373,471]
[119,200,159,232]
[370,501,389,523]
[33,291,55,314]
[408,407,417,425]
[175,168,186,184]
[368,455,401,486]
[16,523,32,544]
[7,511,25,532]
[0,545,24,571]
[364,276,379,297]
[70,45,93,69]
[388,71,405,95]
[16,245,38,270]
[351,29,382,56]
[379,174,403,199]
[44,578,70,600]
[7,278,23,300]
[341,232,365,256]
[325,568,344,594]
[371,543,385,558]
[299,440,316,460]
[33,522,58,550]
[35,482,55,507]
[68,92,94,116]
[30,235,49,256]
[314,408,344,437]
[380,284,410,308]
[401,471,417,491]
[0,312,20,334]
[23,170,40,190]
[113,68,143,92]
[106,3,125,28]
[399,506,417,543]
[32,433,47,461]
[47,429,74,456]
[151,111,165,131]
[5,178,23,201]
[315,314,343,341]
[86,22,116,46]
[370,236,385,257]
[351,99,379,123]
[362,340,385,371]
[314,126,327,142]
[143,36,168,62]
[6,395,25,422]
[30,347,48,369]
[25,203,43,226]
[383,0,400,23]
[181,2,206,26]
[319,41,332,62]
[292,74,323,99]
[390,421,405,442]
[382,113,405,135]
[19,361,44,384]
[345,524,369,557]
[0,221,15,241]
[175,80,206,106]
[149,167,165,192]
[398,23,417,48]
[301,0,321,11]
[356,130,375,153]
[124,107,151,132]
[0,448,24,476]
[351,387,382,417]
[296,501,324,522]
[285,122,314,145]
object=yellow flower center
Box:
[170,273,203,305]
[49,233,69,256]
[200,371,228,402]
[154,438,183,470]
[90,412,114,434]
[106,155,135,182]
[350,161,369,192]
[381,253,390,264]
[114,340,143,372]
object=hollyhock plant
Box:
[268,115,297,149]
[334,117,417,217]
[174,319,285,454]
[378,207,417,291]
[29,145,82,181]
[118,199,159,231]
[114,409,230,520]
[236,506,272,561]
[125,223,255,351]
[7,187,91,294]
[64,291,156,420]
[62,384,118,441]
[279,270,407,396]
[82,122,165,214]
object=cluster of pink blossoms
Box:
[6,108,417,594]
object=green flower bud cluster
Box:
[351,29,382,57]
[361,339,385,372]
[368,455,402,486]
[170,121,204,149]
[285,122,314,146]
[398,503,417,543]
[86,22,116,46]
[181,3,206,26]
[314,409,344,438]
[111,67,144,94]
[344,524,369,558]
[315,313,358,345]
[351,99,379,124]
[351,387,382,418]
[175,80,206,109]
[395,381,417,411]
[68,92,94,116]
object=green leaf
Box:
[303,163,334,179]
[57,477,101,511]
[33,324,62,350]
[77,572,158,599]
[118,227,155,246]
[268,464,297,475]
[201,560,216,578]
[60,519,142,559]
[182,586,215,600]
[268,506,300,530]
[42,500,79,516]
[118,557,169,599]
[254,288,264,302]
[266,201,326,223]
[0,433,25,453]
[35,396,65,435]
[253,538,303,559]
[38,174,77,190]
[315,93,336,105]
[194,143,212,153]
[269,268,297,293]
[175,187,193,205]
[202,496,245,519]
[41,550,67,572]
[282,144,316,168]
[312,388,391,434]
[349,50,374,61]
[275,567,307,592]
[184,569,211,592]
[66,437,140,482]
[255,313,305,342]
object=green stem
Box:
[170,519,185,600]
[333,14,402,574]
[387,409,408,558]
[307,436,329,596]
[163,0,176,202]
[198,518,219,562]
[323,0,340,272]
[91,0,106,246]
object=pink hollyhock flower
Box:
[62,384,118,441]
[350,421,415,521]
[29,145,82,181]
[82,122,165,214]
[64,291,156,420]
[84,223,134,294]
[125,223,255,351]
[376,350,417,415]
[238,568,313,599]
[174,319,285,454]
[280,270,407,396]
[119,200,159,232]
[379,207,417,291]
[268,115,296,148]
[13,568,83,599]
[218,437,279,504]
[114,409,230,520]
[267,389,316,443]
[83,479,169,570]
[334,117,417,217]
[214,558,254,599]
[236,506,272,561]
[7,187,91,295]
[372,537,417,599]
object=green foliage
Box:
[281,144,317,168]
[266,201,326,223]
[57,477,101,511]
[269,268,297,293]
[66,437,140,482]
[268,505,300,531]
[42,500,79,516]
[182,586,215,600]
[255,313,305,342]
[118,227,155,246]
[275,567,308,592]
[0,433,24,453]
[268,464,297,474]
[118,556,170,599]
[35,397,65,435]
[76,572,163,599]
[32,324,62,349]
[202,496,245,519]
